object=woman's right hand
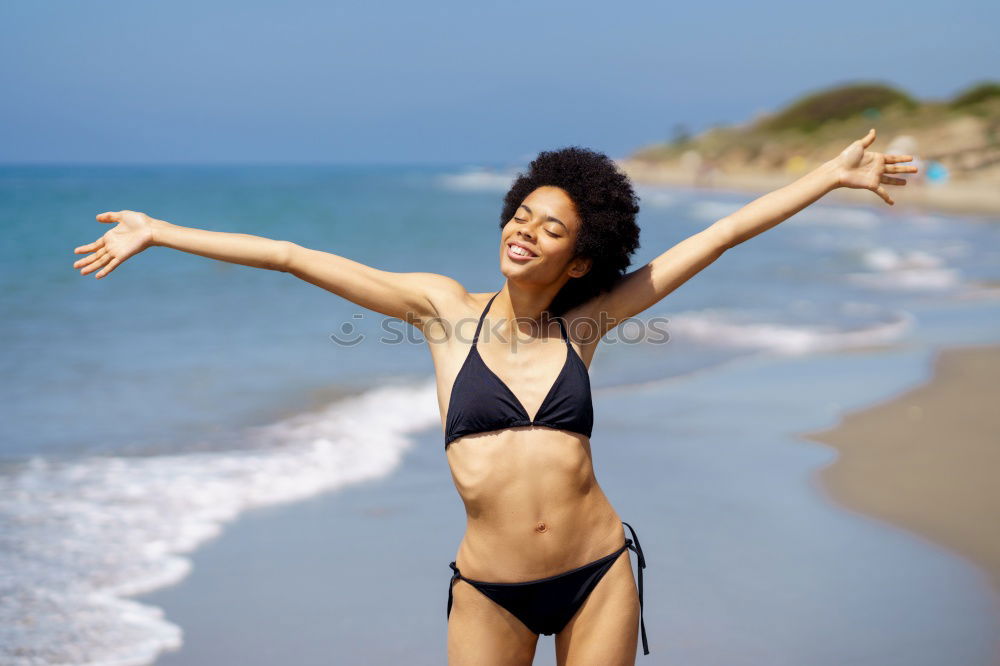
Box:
[73,210,157,279]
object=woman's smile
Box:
[506,241,538,261]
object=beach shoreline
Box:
[617,159,1000,219]
[797,342,1000,593]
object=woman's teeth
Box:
[509,244,534,257]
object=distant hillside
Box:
[628,80,1000,182]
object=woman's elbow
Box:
[710,217,738,252]
[272,240,298,272]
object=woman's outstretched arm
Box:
[280,243,464,322]
[73,211,463,325]
[588,128,917,328]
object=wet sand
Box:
[798,343,1000,591]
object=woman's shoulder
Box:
[421,278,494,320]
[558,293,612,351]
[419,286,500,347]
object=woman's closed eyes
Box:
[513,217,562,238]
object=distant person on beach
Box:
[680,149,714,188]
[73,128,915,665]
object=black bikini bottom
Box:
[447,520,649,656]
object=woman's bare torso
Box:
[426,291,625,582]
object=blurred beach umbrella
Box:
[925,161,950,184]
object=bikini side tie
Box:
[447,560,461,619]
[622,520,649,655]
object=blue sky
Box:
[1,0,996,165]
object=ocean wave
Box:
[436,167,519,192]
[663,305,913,355]
[689,200,883,228]
[634,186,679,208]
[0,378,439,666]
[790,206,882,228]
[846,247,962,291]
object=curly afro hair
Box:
[499,146,641,317]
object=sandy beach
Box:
[799,343,1000,592]
[617,159,1000,219]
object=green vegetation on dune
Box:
[757,82,917,133]
[629,80,1000,177]
[950,81,1000,109]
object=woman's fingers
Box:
[860,128,876,148]
[96,211,121,223]
[74,238,105,254]
[80,249,111,275]
[79,251,109,275]
[95,256,123,279]
[884,154,914,164]
[885,164,919,174]
[880,175,908,186]
[74,248,107,269]
[874,184,894,205]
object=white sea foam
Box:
[436,167,519,192]
[689,199,883,228]
[861,247,943,271]
[847,247,962,291]
[0,378,439,666]
[634,186,679,208]
[791,206,882,228]
[663,306,913,355]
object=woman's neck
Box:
[492,280,564,337]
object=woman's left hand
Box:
[833,128,919,205]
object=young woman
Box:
[73,129,915,665]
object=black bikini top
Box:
[444,291,594,448]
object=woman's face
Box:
[499,185,590,286]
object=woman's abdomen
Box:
[446,427,625,581]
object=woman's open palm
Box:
[835,128,919,205]
[73,210,156,279]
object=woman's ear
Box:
[567,256,592,279]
